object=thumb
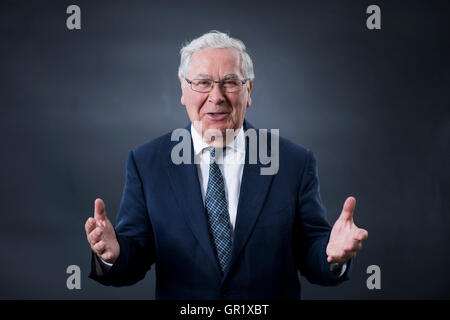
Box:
[94,198,107,223]
[339,196,356,221]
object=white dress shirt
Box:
[191,125,246,235]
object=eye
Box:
[194,80,211,86]
[223,80,239,86]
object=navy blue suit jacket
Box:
[89,120,351,299]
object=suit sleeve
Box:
[89,151,156,286]
[294,150,352,286]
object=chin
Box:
[200,120,236,142]
[201,119,228,131]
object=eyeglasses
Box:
[185,78,248,93]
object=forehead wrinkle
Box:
[195,73,212,79]
[189,48,244,79]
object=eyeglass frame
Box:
[184,77,249,93]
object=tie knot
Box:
[207,146,216,158]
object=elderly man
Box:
[85,31,368,299]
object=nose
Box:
[208,82,226,105]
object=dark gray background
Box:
[1,0,449,299]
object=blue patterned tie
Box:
[205,147,233,274]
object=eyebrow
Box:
[195,74,212,79]
[223,74,239,79]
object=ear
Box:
[180,77,186,106]
[246,80,253,108]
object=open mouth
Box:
[206,112,229,120]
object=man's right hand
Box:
[85,198,120,264]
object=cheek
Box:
[231,94,248,114]
[186,93,207,113]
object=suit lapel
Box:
[166,127,221,276]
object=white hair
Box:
[178,30,255,81]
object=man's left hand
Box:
[326,196,368,264]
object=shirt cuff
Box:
[338,262,347,277]
[100,258,114,267]
[94,255,113,275]
[329,262,347,277]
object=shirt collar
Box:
[191,124,245,156]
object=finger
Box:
[85,217,96,235]
[344,239,361,252]
[94,198,107,223]
[101,251,115,262]
[345,240,363,253]
[328,251,356,264]
[327,249,346,264]
[328,245,358,263]
[339,196,356,221]
[89,227,103,244]
[353,228,368,241]
[93,240,106,254]
[327,253,347,264]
